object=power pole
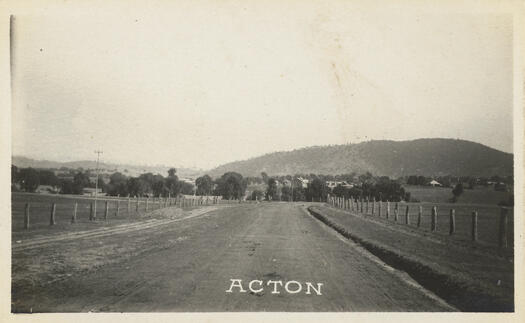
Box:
[94,150,103,219]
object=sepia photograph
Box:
[1,0,524,320]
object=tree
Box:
[11,165,18,184]
[165,175,180,196]
[261,172,269,184]
[373,176,405,202]
[216,172,247,200]
[358,172,374,185]
[332,185,347,198]
[137,173,155,196]
[452,183,464,203]
[127,177,148,197]
[266,178,278,201]
[107,172,128,196]
[180,181,195,195]
[60,179,75,194]
[73,171,90,194]
[19,167,40,192]
[95,176,107,192]
[306,178,328,202]
[281,186,292,201]
[168,168,177,177]
[249,189,264,201]
[151,174,168,197]
[407,175,418,185]
[196,175,213,195]
[417,176,428,186]
[292,187,306,201]
[38,170,59,187]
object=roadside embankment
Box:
[307,205,514,312]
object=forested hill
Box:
[207,139,513,178]
[11,156,202,178]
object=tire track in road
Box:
[77,204,262,312]
[13,206,222,252]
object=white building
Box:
[297,177,309,188]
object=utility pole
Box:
[94,150,103,219]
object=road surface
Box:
[13,203,453,312]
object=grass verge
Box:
[307,205,513,312]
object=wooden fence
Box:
[15,195,234,231]
[326,194,513,248]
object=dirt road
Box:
[13,203,454,312]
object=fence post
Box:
[24,203,30,229]
[394,202,398,222]
[366,196,369,214]
[378,200,382,217]
[417,205,422,228]
[71,202,77,224]
[360,197,364,213]
[386,201,390,219]
[431,206,437,232]
[449,209,456,235]
[127,198,131,216]
[146,198,149,211]
[90,202,94,221]
[136,199,139,213]
[405,205,410,225]
[50,203,56,225]
[372,198,375,215]
[471,211,478,241]
[104,200,109,220]
[116,200,120,217]
[498,207,509,248]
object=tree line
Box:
[11,165,514,205]
[11,166,249,200]
[253,173,407,202]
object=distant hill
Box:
[206,139,513,178]
[11,156,202,179]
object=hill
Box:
[11,156,202,179]
[206,139,513,178]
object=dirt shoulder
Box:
[308,205,514,312]
[11,204,237,312]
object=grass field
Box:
[404,185,512,205]
[329,199,514,249]
[11,192,229,240]
[310,205,514,311]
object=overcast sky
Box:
[11,2,514,170]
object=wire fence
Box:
[327,194,513,248]
[11,192,237,232]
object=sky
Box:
[10,2,514,170]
